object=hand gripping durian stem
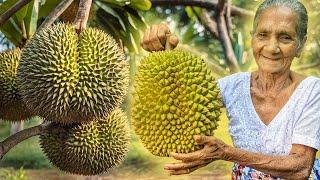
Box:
[73,0,92,32]
[0,0,33,27]
[38,0,75,31]
[0,122,50,160]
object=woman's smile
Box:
[251,5,300,74]
[261,55,282,61]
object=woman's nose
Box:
[264,38,280,54]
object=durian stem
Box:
[0,122,50,160]
[73,0,92,32]
[38,0,75,31]
[0,0,33,27]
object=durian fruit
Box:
[0,48,33,121]
[132,50,223,157]
[17,23,129,124]
[40,108,130,175]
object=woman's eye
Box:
[280,35,292,41]
[257,33,267,39]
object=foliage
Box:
[0,167,27,180]
[93,0,150,53]
[0,0,151,53]
[0,118,51,169]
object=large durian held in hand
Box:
[132,50,223,157]
[40,108,130,175]
[17,23,129,124]
[0,48,33,121]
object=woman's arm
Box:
[227,143,316,179]
[165,135,316,179]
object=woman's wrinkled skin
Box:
[140,5,316,180]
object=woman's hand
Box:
[164,135,231,175]
[140,23,179,52]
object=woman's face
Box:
[251,6,301,74]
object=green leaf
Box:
[0,20,22,46]
[38,0,60,18]
[95,1,126,30]
[233,32,244,64]
[185,6,194,19]
[0,0,24,45]
[114,8,140,52]
[181,23,195,44]
[0,0,20,26]
[96,8,124,40]
[125,7,147,30]
[24,0,39,38]
[130,0,151,11]
[0,0,19,14]
[14,3,29,24]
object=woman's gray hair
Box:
[253,0,308,48]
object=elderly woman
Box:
[140,0,320,179]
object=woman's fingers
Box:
[165,159,211,171]
[194,135,215,145]
[165,35,179,50]
[141,28,151,51]
[141,23,179,52]
[170,151,206,162]
[149,25,164,51]
[157,23,171,46]
[167,161,211,175]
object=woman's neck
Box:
[253,70,293,93]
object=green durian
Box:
[0,48,33,121]
[17,24,129,124]
[40,108,130,175]
[132,50,223,157]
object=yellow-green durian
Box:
[0,48,33,121]
[132,50,223,157]
[17,24,129,124]
[39,108,130,175]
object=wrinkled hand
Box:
[140,23,179,52]
[164,135,230,175]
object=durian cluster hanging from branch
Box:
[0,0,131,175]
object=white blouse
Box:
[217,72,320,155]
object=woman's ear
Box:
[296,36,307,58]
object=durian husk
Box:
[40,108,130,175]
[17,24,129,124]
[132,50,223,157]
[0,48,33,121]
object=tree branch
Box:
[38,0,75,31]
[201,10,219,38]
[0,122,50,160]
[150,0,254,17]
[190,7,218,39]
[215,0,240,72]
[225,0,233,38]
[0,0,33,27]
[73,0,92,32]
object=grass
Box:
[0,118,51,169]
